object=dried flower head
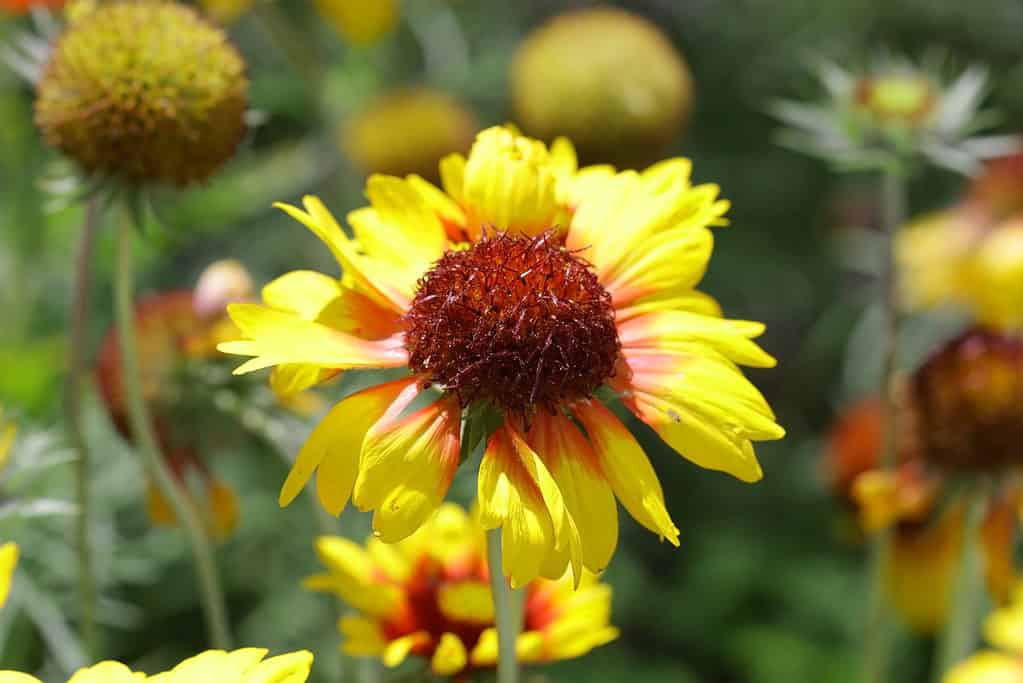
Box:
[34,0,248,186]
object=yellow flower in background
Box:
[316,0,397,46]
[0,648,313,683]
[512,6,693,169]
[220,125,783,587]
[342,88,478,181]
[0,410,15,473]
[307,504,616,677]
[898,154,1023,330]
[0,542,17,609]
[945,584,1023,682]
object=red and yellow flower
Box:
[898,154,1023,330]
[97,260,252,538]
[307,503,616,678]
[220,125,783,586]
[830,329,1023,632]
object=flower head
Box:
[34,0,248,187]
[97,263,253,537]
[307,504,616,678]
[221,125,783,586]
[511,6,692,169]
[341,88,477,181]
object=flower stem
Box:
[933,492,988,682]
[486,530,523,683]
[861,165,907,683]
[113,204,232,649]
[65,197,101,660]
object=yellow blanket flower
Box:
[0,648,313,683]
[307,503,616,678]
[221,125,784,587]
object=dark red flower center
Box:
[405,230,619,414]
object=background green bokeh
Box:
[1,1,1022,681]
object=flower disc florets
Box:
[910,329,1023,472]
[405,231,619,414]
[34,0,248,186]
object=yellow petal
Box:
[0,673,43,683]
[572,400,680,546]
[242,650,314,683]
[431,633,468,677]
[270,365,335,399]
[220,304,407,373]
[67,661,146,683]
[478,424,582,588]
[354,174,447,270]
[437,581,494,623]
[460,126,563,239]
[469,628,498,667]
[308,536,401,617]
[617,311,776,368]
[274,197,410,312]
[339,616,386,656]
[382,632,429,668]
[528,412,618,574]
[354,395,461,542]
[261,270,342,320]
[603,226,713,308]
[279,378,415,511]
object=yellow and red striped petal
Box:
[279,378,416,512]
[602,227,713,308]
[274,196,411,312]
[353,394,461,542]
[219,304,407,373]
[478,424,582,588]
[431,633,468,676]
[617,348,782,483]
[527,412,618,574]
[614,289,723,322]
[617,311,776,368]
[530,581,619,661]
[571,400,679,546]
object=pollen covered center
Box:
[405,230,619,413]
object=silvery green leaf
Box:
[920,139,982,176]
[0,499,77,520]
[934,66,988,135]
[961,134,1023,160]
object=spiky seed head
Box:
[511,6,692,169]
[34,0,249,187]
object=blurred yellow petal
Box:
[469,628,498,667]
[0,543,17,608]
[339,616,386,656]
[0,673,43,683]
[279,378,415,511]
[431,633,467,677]
[67,661,146,683]
[572,400,679,545]
[207,478,240,539]
[969,221,1023,331]
[354,395,461,542]
[242,650,314,683]
[896,210,972,313]
[308,536,401,618]
[0,422,15,472]
[382,632,429,668]
[943,651,1023,683]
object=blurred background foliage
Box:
[2,0,1023,681]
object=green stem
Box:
[113,205,232,649]
[486,530,523,683]
[65,198,101,660]
[861,166,907,683]
[933,493,988,682]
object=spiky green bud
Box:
[34,0,249,187]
